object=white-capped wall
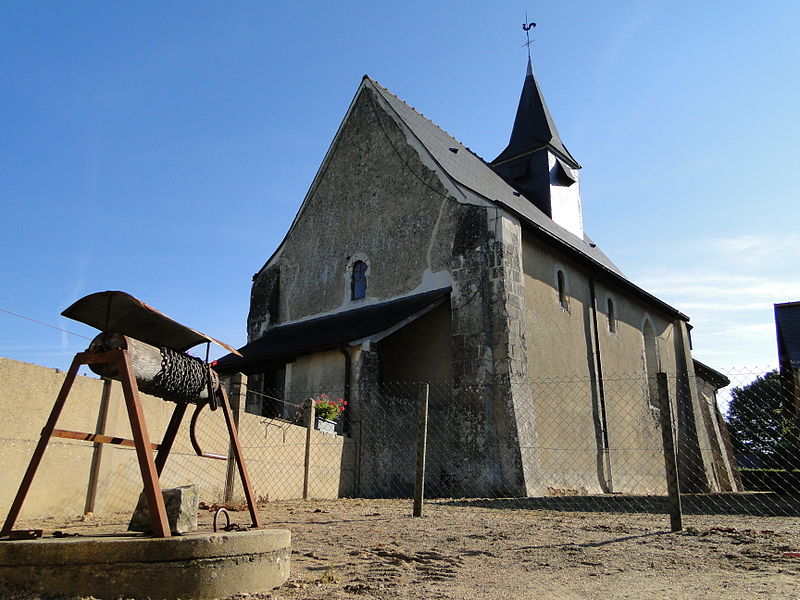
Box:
[548,152,583,239]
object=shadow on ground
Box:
[439,492,800,517]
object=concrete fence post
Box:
[303,398,315,500]
[657,372,683,532]
[413,383,430,518]
[224,373,247,504]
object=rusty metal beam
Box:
[154,402,188,475]
[219,387,263,529]
[115,350,171,538]
[51,428,160,450]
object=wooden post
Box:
[83,378,112,515]
[657,372,683,532]
[413,384,429,518]
[224,373,247,503]
[303,398,315,500]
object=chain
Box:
[145,347,209,403]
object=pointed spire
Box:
[492,58,579,169]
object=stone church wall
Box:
[285,350,348,402]
[519,233,717,495]
[248,87,460,339]
[247,84,532,498]
[378,303,453,385]
[243,80,725,499]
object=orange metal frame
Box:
[0,349,262,538]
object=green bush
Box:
[739,468,800,493]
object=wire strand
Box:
[246,387,302,408]
[0,307,92,340]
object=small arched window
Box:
[607,298,617,334]
[557,270,568,309]
[351,260,367,300]
[643,319,660,408]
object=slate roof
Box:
[775,302,800,369]
[693,359,731,389]
[368,78,622,276]
[215,288,451,374]
[492,59,580,168]
[367,77,689,321]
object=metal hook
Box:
[190,399,228,460]
[213,507,231,532]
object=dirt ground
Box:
[2,498,800,600]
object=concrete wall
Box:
[1,358,115,520]
[0,356,219,520]
[0,358,355,520]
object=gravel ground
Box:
[2,498,800,599]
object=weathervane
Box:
[522,14,536,60]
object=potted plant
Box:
[311,394,346,434]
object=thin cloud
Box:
[624,232,797,367]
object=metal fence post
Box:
[84,377,112,515]
[657,372,683,532]
[413,383,429,517]
[303,397,315,500]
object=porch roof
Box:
[215,288,451,375]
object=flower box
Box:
[315,417,337,435]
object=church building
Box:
[217,54,738,498]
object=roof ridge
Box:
[775,301,800,308]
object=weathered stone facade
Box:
[220,68,739,499]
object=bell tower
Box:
[490,53,584,239]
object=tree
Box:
[726,370,788,468]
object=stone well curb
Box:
[0,528,291,600]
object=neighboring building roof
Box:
[367,77,689,321]
[491,59,580,169]
[775,301,800,369]
[215,288,451,374]
[693,359,731,389]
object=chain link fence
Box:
[220,367,800,531]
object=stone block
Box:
[128,484,200,535]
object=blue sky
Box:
[2,1,799,372]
